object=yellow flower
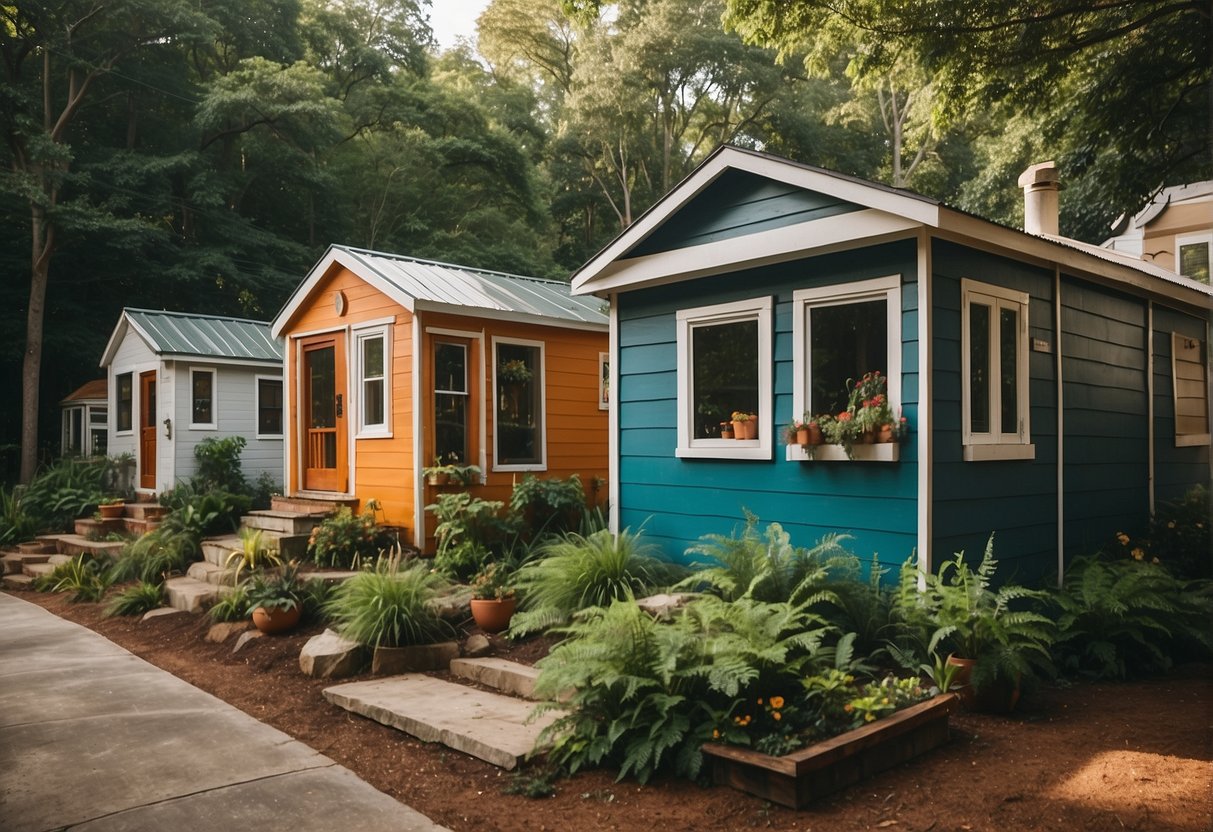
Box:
[1116,532,1130,545]
[865,713,876,723]
[769,696,785,709]
[772,711,781,721]
[843,703,854,713]
[1167,521,1176,529]
[712,728,720,739]
[1131,547,1145,561]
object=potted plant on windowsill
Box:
[730,411,757,440]
[469,560,516,633]
[821,410,861,458]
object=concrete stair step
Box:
[271,495,356,515]
[2,574,33,589]
[323,674,558,770]
[200,535,242,567]
[127,502,168,521]
[242,528,310,560]
[4,553,49,574]
[243,510,324,536]
[35,534,126,558]
[121,516,159,535]
[24,562,55,579]
[187,561,236,586]
[164,576,220,613]
[17,541,57,555]
[449,658,542,700]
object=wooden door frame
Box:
[298,332,348,493]
[138,370,157,490]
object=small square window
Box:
[1177,233,1212,284]
[116,373,133,432]
[190,368,216,427]
[961,279,1034,461]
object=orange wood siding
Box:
[418,310,608,552]
[280,265,416,541]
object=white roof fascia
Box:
[99,314,130,368]
[271,246,418,338]
[570,146,941,295]
[412,299,608,332]
[158,354,282,368]
[579,209,921,296]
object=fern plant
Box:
[509,528,667,637]
[1052,555,1212,679]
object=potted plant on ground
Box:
[469,560,516,633]
[98,497,125,519]
[244,562,305,634]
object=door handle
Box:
[336,393,343,417]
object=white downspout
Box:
[412,314,424,548]
[916,230,933,580]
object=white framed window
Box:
[255,375,283,439]
[493,337,546,470]
[1176,232,1212,284]
[1171,332,1210,447]
[89,405,108,455]
[434,340,470,464]
[676,296,773,460]
[354,326,391,437]
[115,372,133,434]
[189,368,217,429]
[961,279,1034,461]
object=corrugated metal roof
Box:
[336,246,608,326]
[125,308,282,361]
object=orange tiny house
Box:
[271,246,609,551]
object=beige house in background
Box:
[1103,181,1213,283]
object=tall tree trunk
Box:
[21,200,53,483]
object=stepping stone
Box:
[323,675,558,770]
[299,629,366,678]
[23,562,55,579]
[200,535,241,567]
[449,657,541,700]
[2,574,33,589]
[164,576,219,613]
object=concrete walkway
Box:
[0,593,449,832]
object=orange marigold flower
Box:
[756,698,763,705]
[843,703,854,713]
[772,711,782,721]
[1131,547,1145,561]
[769,696,785,709]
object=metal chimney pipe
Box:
[1018,161,1060,235]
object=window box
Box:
[702,693,957,809]
[785,442,900,463]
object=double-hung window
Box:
[190,368,216,429]
[961,279,1033,460]
[256,376,283,438]
[1176,232,1212,285]
[676,296,773,460]
[116,373,133,433]
[1172,332,1210,446]
[435,341,469,464]
[494,338,544,469]
[355,327,390,437]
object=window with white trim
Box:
[676,296,773,460]
[256,376,283,438]
[190,368,216,428]
[1176,232,1211,284]
[1172,332,1209,446]
[962,279,1033,460]
[355,328,390,436]
[494,339,545,469]
[434,341,469,464]
[116,373,133,433]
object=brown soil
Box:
[12,588,1213,832]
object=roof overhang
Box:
[413,300,607,332]
[272,246,411,338]
[99,310,150,368]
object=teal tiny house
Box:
[571,148,1212,582]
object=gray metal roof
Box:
[125,308,282,362]
[335,246,608,326]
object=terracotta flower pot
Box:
[877,424,895,443]
[470,597,516,633]
[731,419,747,439]
[796,427,810,446]
[946,655,977,705]
[98,503,125,519]
[806,424,823,445]
[251,605,301,634]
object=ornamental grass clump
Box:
[104,580,164,617]
[324,553,453,648]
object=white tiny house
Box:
[100,308,284,496]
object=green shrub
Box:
[323,554,453,648]
[208,584,251,622]
[509,528,669,637]
[428,492,513,580]
[193,436,247,493]
[104,581,164,617]
[510,474,586,541]
[36,555,112,603]
[6,456,124,538]
[1148,486,1210,579]
[110,528,195,583]
[1052,555,1213,679]
[158,485,248,539]
[308,506,398,569]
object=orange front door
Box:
[301,335,347,492]
[139,371,157,490]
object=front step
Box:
[35,534,126,558]
[323,675,558,770]
[2,574,33,590]
[187,561,235,586]
[449,658,542,700]
[164,576,220,612]
[243,509,325,536]
[4,553,49,575]
[200,535,242,567]
[271,495,357,515]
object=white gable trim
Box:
[570,146,940,295]
[272,247,418,338]
[580,209,920,296]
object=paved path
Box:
[0,592,449,832]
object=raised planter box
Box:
[702,693,957,809]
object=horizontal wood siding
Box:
[627,169,861,257]
[417,310,609,553]
[618,241,919,571]
[1152,305,1211,503]
[282,266,415,537]
[930,241,1058,581]
[1060,277,1149,557]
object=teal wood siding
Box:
[617,241,919,572]
[626,169,861,258]
[930,241,1059,582]
[1060,277,1150,556]
[1152,305,1211,503]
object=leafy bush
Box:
[1052,555,1213,679]
[323,554,453,648]
[4,456,126,540]
[110,527,195,583]
[510,474,586,541]
[193,436,247,493]
[208,584,251,622]
[158,484,248,538]
[104,581,164,617]
[36,555,112,602]
[308,506,398,569]
[1148,486,1210,579]
[509,528,671,637]
[244,563,304,613]
[428,492,514,580]
[224,528,282,583]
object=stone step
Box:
[247,529,310,560]
[449,657,541,700]
[187,561,235,586]
[121,516,159,536]
[243,510,324,536]
[35,534,126,558]
[127,502,168,521]
[17,540,58,555]
[3,553,48,575]
[297,569,359,585]
[323,674,558,770]
[164,576,220,613]
[201,535,242,567]
[2,574,33,590]
[24,562,56,579]
[271,494,357,515]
